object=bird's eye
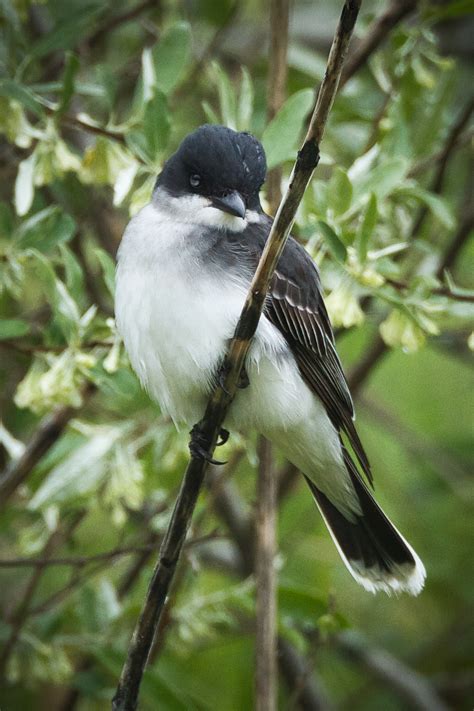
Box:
[189,174,201,188]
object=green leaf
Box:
[278,583,326,625]
[94,247,116,298]
[151,22,192,95]
[29,4,103,58]
[317,220,347,262]
[327,167,353,216]
[60,245,86,303]
[262,89,314,169]
[356,193,378,263]
[0,318,30,340]
[29,426,124,509]
[16,207,76,252]
[78,581,121,632]
[237,66,254,131]
[0,79,44,116]
[127,91,170,163]
[28,250,80,341]
[396,184,455,229]
[57,52,80,116]
[353,157,409,202]
[15,152,36,216]
[211,61,237,129]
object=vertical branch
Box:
[266,0,290,212]
[255,1,290,707]
[255,437,277,711]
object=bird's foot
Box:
[216,427,229,447]
[189,424,226,465]
[218,354,250,393]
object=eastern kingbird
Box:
[116,124,425,595]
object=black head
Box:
[155,124,267,218]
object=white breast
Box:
[115,202,286,426]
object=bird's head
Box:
[154,124,267,227]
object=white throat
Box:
[153,187,260,232]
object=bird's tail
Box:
[305,451,426,595]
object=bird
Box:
[115,123,426,596]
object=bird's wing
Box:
[267,261,372,485]
[220,218,372,485]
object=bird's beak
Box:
[210,191,246,219]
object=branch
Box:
[58,527,162,711]
[0,533,223,569]
[408,128,473,179]
[255,437,277,711]
[340,0,418,86]
[359,394,471,497]
[0,510,85,681]
[206,463,331,709]
[336,631,448,711]
[436,207,474,279]
[112,3,362,709]
[410,97,474,240]
[86,0,159,48]
[0,382,96,509]
[265,0,290,213]
[255,3,290,707]
[385,276,474,303]
[347,332,387,396]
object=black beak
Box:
[210,191,246,219]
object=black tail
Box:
[305,452,425,595]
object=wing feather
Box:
[267,268,373,486]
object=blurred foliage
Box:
[0,0,473,709]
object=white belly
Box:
[116,204,287,425]
[115,203,358,515]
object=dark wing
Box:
[212,217,372,485]
[268,261,372,485]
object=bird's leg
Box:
[189,423,226,465]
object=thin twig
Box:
[86,0,158,48]
[408,129,473,179]
[436,207,474,279]
[0,510,85,681]
[341,0,418,86]
[266,0,290,213]
[112,3,362,709]
[0,532,224,569]
[410,97,474,241]
[255,437,277,711]
[0,382,96,509]
[359,394,471,497]
[58,527,161,711]
[43,105,128,145]
[347,332,387,396]
[336,631,448,711]
[385,276,474,303]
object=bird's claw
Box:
[218,368,231,396]
[216,427,229,447]
[189,424,226,465]
[238,367,249,389]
